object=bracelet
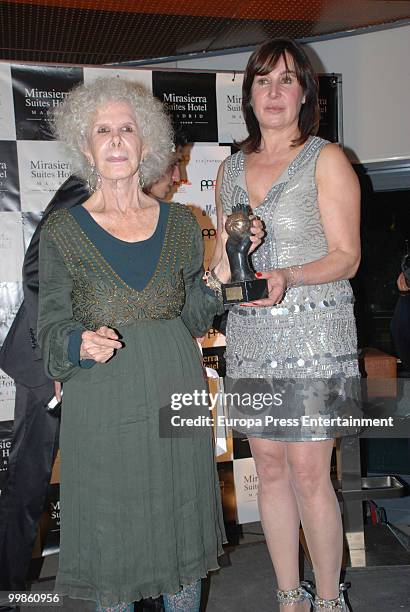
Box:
[204,269,223,299]
[287,264,304,288]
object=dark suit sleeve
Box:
[0,176,88,386]
[391,294,410,369]
[22,223,43,362]
[23,176,89,361]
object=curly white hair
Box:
[50,77,174,189]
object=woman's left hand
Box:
[242,268,288,307]
[248,215,265,254]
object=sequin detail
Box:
[42,205,195,330]
[163,580,201,612]
[220,137,360,440]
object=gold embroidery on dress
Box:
[43,205,194,330]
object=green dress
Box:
[37,202,226,606]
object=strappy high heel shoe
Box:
[314,583,350,611]
[276,581,315,609]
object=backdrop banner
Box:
[0,420,12,493]
[153,71,218,142]
[216,71,247,144]
[232,456,260,524]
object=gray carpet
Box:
[26,538,410,612]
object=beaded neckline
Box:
[74,201,165,247]
[56,204,176,296]
[238,135,323,210]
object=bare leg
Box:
[287,440,342,600]
[249,438,310,611]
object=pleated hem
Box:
[55,551,225,606]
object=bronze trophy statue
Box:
[222,203,268,306]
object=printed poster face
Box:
[22,211,42,252]
[0,64,16,140]
[17,140,72,212]
[0,214,24,282]
[0,368,16,422]
[153,71,218,142]
[0,141,20,211]
[0,282,23,348]
[11,65,83,140]
[83,67,152,91]
[216,72,248,144]
[233,456,260,524]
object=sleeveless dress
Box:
[37,202,226,606]
[220,136,360,441]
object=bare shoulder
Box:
[316,142,359,189]
[317,142,353,173]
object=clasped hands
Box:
[54,327,121,401]
[80,325,123,363]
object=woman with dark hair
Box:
[211,39,360,610]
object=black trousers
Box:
[0,381,59,591]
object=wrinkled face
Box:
[250,53,305,132]
[84,101,144,182]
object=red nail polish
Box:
[255,272,263,278]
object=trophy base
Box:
[222,278,268,307]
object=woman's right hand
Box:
[243,268,288,307]
[80,326,123,362]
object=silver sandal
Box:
[314,583,350,611]
[277,581,315,609]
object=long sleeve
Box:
[391,294,410,369]
[24,175,89,360]
[22,221,43,361]
[37,227,87,382]
[181,215,225,337]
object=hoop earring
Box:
[87,164,101,193]
[138,167,145,189]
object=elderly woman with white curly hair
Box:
[37,77,263,612]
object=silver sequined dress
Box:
[220,136,360,440]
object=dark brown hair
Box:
[239,38,319,153]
